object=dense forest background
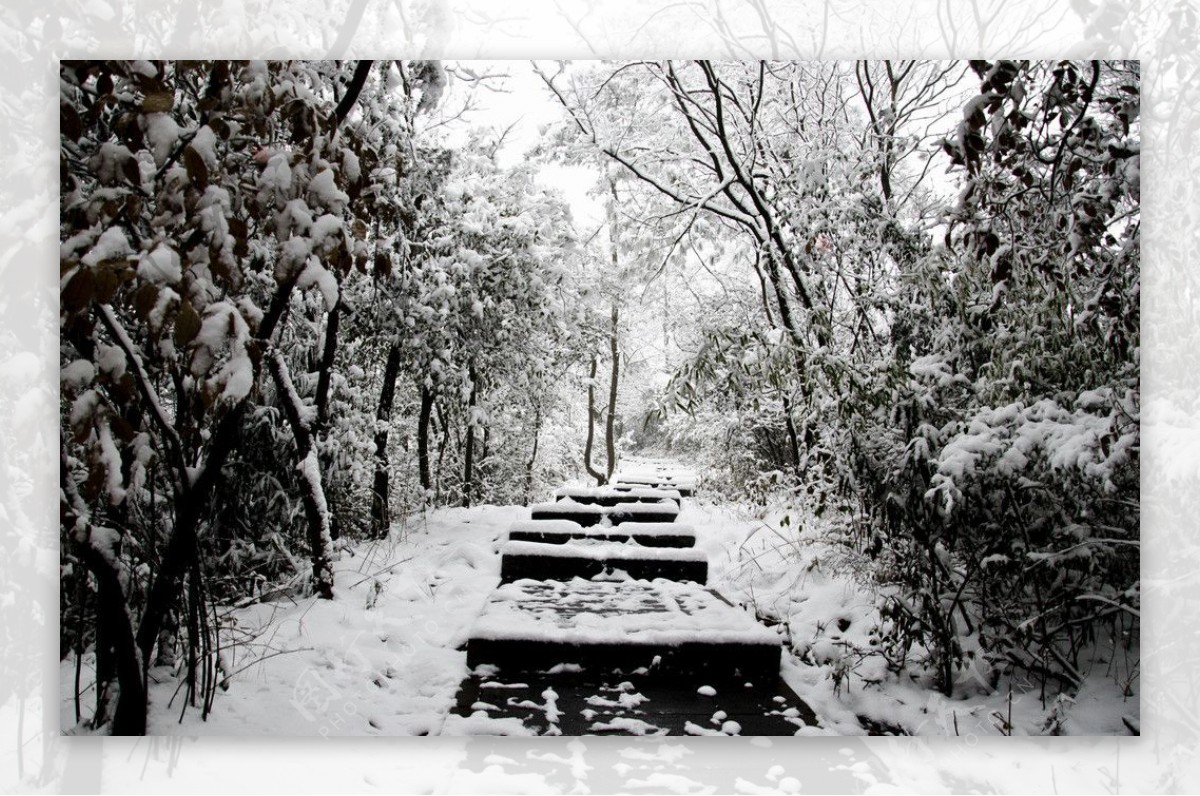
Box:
[58,59,1139,734]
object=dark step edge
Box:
[607,509,679,525]
[499,554,708,585]
[554,494,682,507]
[530,509,606,527]
[507,530,696,548]
[529,508,681,527]
[466,637,781,682]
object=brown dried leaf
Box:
[122,157,142,188]
[374,252,392,279]
[111,415,136,443]
[133,283,159,323]
[61,102,82,142]
[93,268,120,304]
[183,144,209,189]
[174,300,202,347]
[62,268,94,313]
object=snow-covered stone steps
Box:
[447,466,824,735]
[498,540,709,584]
[506,519,697,548]
[450,670,817,736]
[608,501,680,524]
[613,473,696,498]
[464,578,781,681]
[528,499,680,527]
[553,485,683,506]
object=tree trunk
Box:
[90,556,146,735]
[61,458,146,735]
[480,426,491,488]
[417,384,434,493]
[93,604,115,728]
[314,296,342,539]
[370,341,402,537]
[605,303,619,481]
[781,392,802,471]
[603,174,622,481]
[266,349,335,600]
[435,401,450,503]
[525,405,542,503]
[314,297,341,430]
[583,354,605,485]
[461,361,478,507]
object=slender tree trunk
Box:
[462,361,478,507]
[333,61,374,125]
[525,405,542,502]
[417,384,434,493]
[480,426,491,484]
[603,174,622,481]
[435,401,450,503]
[93,606,115,728]
[90,558,145,735]
[605,304,619,481]
[370,341,401,537]
[314,296,342,539]
[583,354,605,485]
[781,392,802,470]
[266,350,335,600]
[61,458,146,735]
[314,297,341,429]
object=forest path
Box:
[77,461,825,737]
[446,458,820,736]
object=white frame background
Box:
[2,1,1188,791]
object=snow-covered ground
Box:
[63,505,515,736]
[60,481,1138,737]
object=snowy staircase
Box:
[451,464,815,735]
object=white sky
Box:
[438,60,605,232]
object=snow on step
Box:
[607,501,679,524]
[506,519,696,548]
[613,472,696,497]
[466,578,781,681]
[529,499,679,527]
[528,500,605,527]
[553,485,682,506]
[499,540,708,584]
[449,671,818,736]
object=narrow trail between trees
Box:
[67,458,830,738]
[65,452,1135,739]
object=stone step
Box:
[450,670,817,736]
[553,485,682,506]
[528,502,605,527]
[506,520,696,548]
[499,540,708,584]
[613,474,695,498]
[465,578,780,682]
[606,501,680,524]
[528,499,680,527]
